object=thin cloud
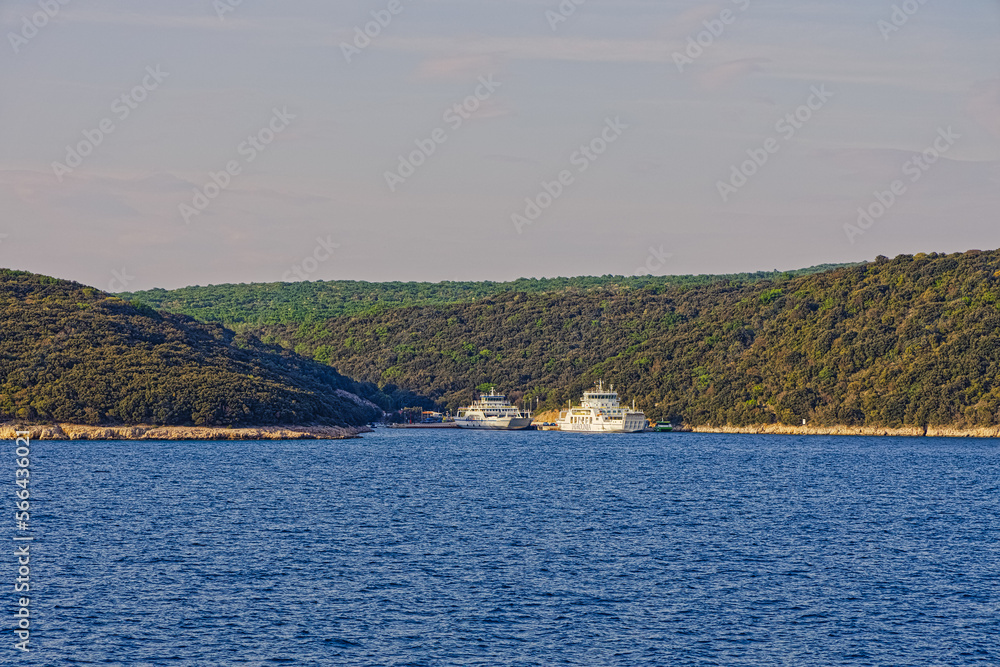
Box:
[695,58,770,91]
[380,35,676,64]
[412,54,505,82]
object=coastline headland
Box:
[0,423,371,441]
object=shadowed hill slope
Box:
[0,270,416,427]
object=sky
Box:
[1,0,999,291]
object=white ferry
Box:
[556,381,648,433]
[455,388,533,430]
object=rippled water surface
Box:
[7,430,1000,665]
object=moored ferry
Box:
[455,388,533,430]
[556,381,647,433]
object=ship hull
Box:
[454,417,533,430]
[556,422,646,433]
[555,412,647,433]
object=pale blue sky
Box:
[2,0,998,290]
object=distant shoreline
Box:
[688,424,1000,438]
[0,423,371,441]
[8,422,999,440]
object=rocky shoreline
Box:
[528,411,1000,438]
[0,423,371,441]
[11,421,997,440]
[689,424,1000,438]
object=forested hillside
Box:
[0,270,424,427]
[231,250,1000,429]
[10,250,1000,430]
[124,265,853,325]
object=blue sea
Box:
[5,430,999,665]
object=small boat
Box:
[652,422,673,432]
[388,411,460,428]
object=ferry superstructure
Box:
[455,389,533,430]
[556,381,647,433]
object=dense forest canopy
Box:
[123,250,1000,428]
[143,251,1000,426]
[8,250,1000,429]
[123,264,855,326]
[0,270,427,427]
